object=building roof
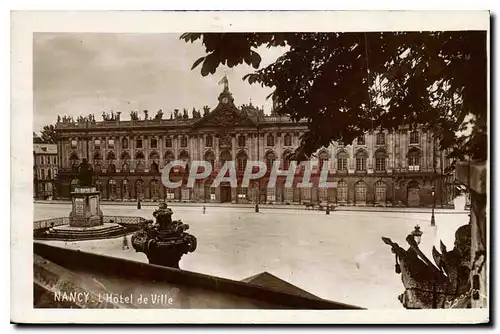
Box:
[33,144,57,154]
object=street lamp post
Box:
[430,186,436,226]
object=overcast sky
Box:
[33,33,286,131]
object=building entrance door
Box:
[407,182,420,207]
[220,184,231,203]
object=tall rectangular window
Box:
[181,136,188,147]
[337,158,347,171]
[136,139,143,149]
[376,132,386,145]
[94,139,101,149]
[151,138,158,149]
[357,135,365,145]
[356,157,366,171]
[165,137,172,148]
[108,139,114,149]
[71,139,77,149]
[410,131,420,144]
[376,157,386,171]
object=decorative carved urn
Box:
[131,203,197,269]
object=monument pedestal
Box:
[69,186,103,227]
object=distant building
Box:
[54,85,455,208]
[33,143,58,199]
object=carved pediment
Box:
[192,101,257,130]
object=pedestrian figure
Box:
[202,206,206,214]
[137,199,141,210]
[122,234,129,250]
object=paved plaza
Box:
[34,202,469,309]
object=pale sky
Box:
[33,33,286,131]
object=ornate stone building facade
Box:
[33,144,58,199]
[54,86,455,208]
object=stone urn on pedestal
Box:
[131,203,197,269]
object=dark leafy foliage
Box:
[181,32,487,163]
[34,125,57,144]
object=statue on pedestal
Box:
[131,202,197,268]
[69,158,102,227]
[78,158,94,187]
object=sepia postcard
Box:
[11,10,490,324]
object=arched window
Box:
[179,150,190,170]
[180,136,188,147]
[375,181,387,204]
[355,150,367,171]
[165,137,172,148]
[337,180,348,202]
[108,179,117,198]
[336,150,348,171]
[318,150,329,171]
[150,161,159,173]
[122,179,130,199]
[220,150,232,166]
[135,151,145,160]
[376,132,386,145]
[149,151,160,160]
[375,149,387,172]
[408,148,421,171]
[204,150,215,170]
[284,133,292,147]
[282,150,293,170]
[164,150,175,165]
[267,134,275,147]
[179,150,189,161]
[265,151,276,172]
[107,151,116,161]
[150,179,159,199]
[407,181,420,207]
[107,163,116,173]
[136,179,144,200]
[120,151,131,160]
[355,181,367,203]
[122,138,128,149]
[237,151,248,172]
[410,130,420,144]
[205,135,213,148]
[135,161,144,172]
[121,161,129,172]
